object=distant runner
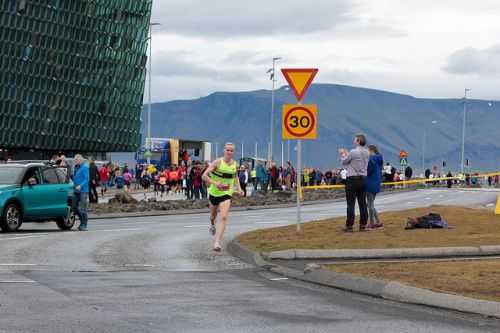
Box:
[202,143,243,252]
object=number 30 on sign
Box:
[282,104,318,140]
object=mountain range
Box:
[138,84,500,172]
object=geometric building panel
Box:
[0,0,152,152]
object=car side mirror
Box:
[27,178,37,186]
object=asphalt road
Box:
[0,189,499,332]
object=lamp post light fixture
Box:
[422,120,438,172]
[460,88,471,174]
[267,57,281,163]
[146,22,161,164]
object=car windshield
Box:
[0,167,23,185]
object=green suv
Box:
[0,163,75,232]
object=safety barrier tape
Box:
[298,171,500,201]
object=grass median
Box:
[238,206,500,252]
[324,260,500,302]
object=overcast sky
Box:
[146,0,500,103]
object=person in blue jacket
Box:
[73,154,90,231]
[255,162,269,193]
[366,145,384,229]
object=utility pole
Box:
[267,57,281,163]
[281,142,284,168]
[422,120,437,173]
[422,129,426,174]
[146,23,161,164]
[287,140,290,163]
[461,88,470,174]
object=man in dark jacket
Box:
[88,157,99,203]
[405,165,413,180]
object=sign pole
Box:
[296,139,302,233]
[296,97,303,233]
[280,68,319,234]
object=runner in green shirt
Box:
[202,143,244,252]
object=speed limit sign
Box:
[282,104,317,140]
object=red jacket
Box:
[99,167,109,182]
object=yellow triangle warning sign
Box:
[281,68,318,101]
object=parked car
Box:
[0,163,75,232]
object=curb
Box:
[265,246,500,261]
[227,239,275,269]
[229,239,500,319]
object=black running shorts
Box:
[209,195,232,206]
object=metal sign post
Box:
[280,68,318,233]
[296,139,302,232]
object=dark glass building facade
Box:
[0,0,152,158]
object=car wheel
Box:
[56,205,76,231]
[1,203,22,232]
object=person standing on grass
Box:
[202,143,244,252]
[366,145,384,229]
[339,134,369,232]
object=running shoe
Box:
[209,221,216,236]
[213,242,221,252]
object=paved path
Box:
[0,189,498,332]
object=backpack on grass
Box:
[405,213,448,229]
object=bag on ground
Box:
[405,213,448,229]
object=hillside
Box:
[141,84,500,171]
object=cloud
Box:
[443,44,500,76]
[151,0,402,38]
[152,51,255,82]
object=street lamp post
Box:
[146,22,161,164]
[267,57,281,163]
[461,88,471,174]
[422,120,437,173]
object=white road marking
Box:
[0,235,47,241]
[0,280,36,283]
[486,203,495,207]
[0,264,37,266]
[270,277,289,281]
[0,233,49,238]
[255,221,289,224]
[123,264,155,267]
[89,228,143,233]
[183,225,208,228]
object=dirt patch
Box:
[325,260,500,302]
[88,189,349,215]
[237,206,500,253]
